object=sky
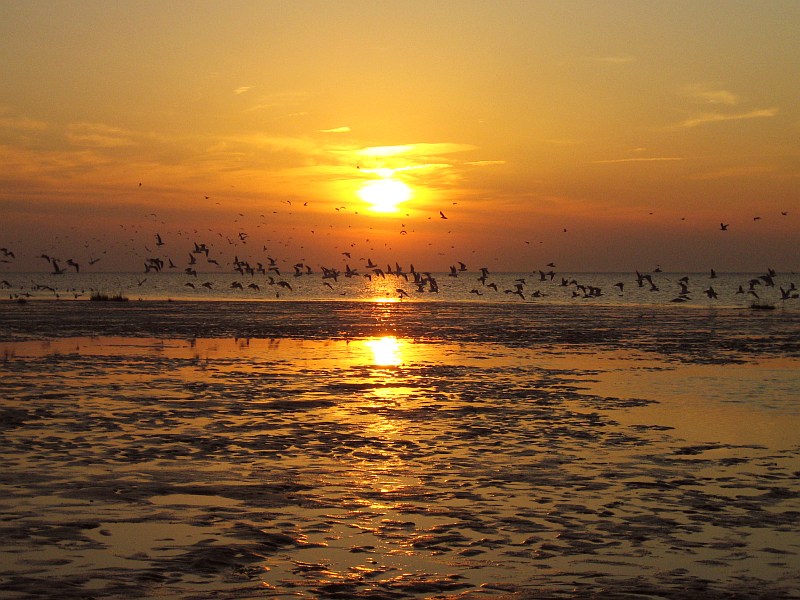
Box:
[1,0,798,273]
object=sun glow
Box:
[358,178,412,213]
[364,336,404,366]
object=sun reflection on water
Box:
[364,335,404,366]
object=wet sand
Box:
[1,302,799,599]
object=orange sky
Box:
[1,1,798,273]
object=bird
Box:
[720,223,729,231]
[51,259,66,275]
[439,211,448,219]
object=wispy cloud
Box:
[358,142,476,157]
[466,160,506,167]
[681,83,740,105]
[234,86,253,95]
[541,138,585,146]
[686,165,775,180]
[679,107,779,128]
[590,55,636,64]
[0,115,48,131]
[317,126,350,133]
[592,157,683,164]
[65,123,141,147]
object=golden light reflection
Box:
[364,335,403,366]
[357,178,411,213]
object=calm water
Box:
[1,294,799,598]
[3,270,798,310]
[1,326,799,599]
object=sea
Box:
[1,269,799,599]
[3,269,798,309]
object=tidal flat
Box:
[1,302,799,599]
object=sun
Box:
[358,178,411,213]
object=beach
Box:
[1,300,799,599]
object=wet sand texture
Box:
[1,303,799,599]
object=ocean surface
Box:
[2,269,798,310]
[1,296,799,599]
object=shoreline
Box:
[1,300,799,363]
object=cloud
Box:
[357,142,476,157]
[65,123,141,147]
[679,107,779,128]
[681,83,740,105]
[234,86,253,95]
[466,160,506,166]
[0,115,48,131]
[686,165,775,180]
[317,126,350,133]
[592,157,684,164]
[590,55,636,64]
[541,138,585,146]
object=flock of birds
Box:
[1,234,798,308]
[1,205,796,306]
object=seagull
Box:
[720,223,729,231]
[51,259,66,275]
[439,211,448,219]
